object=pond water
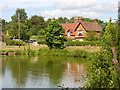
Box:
[1,56,88,88]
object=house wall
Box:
[75,24,87,37]
[65,35,75,39]
[96,31,100,36]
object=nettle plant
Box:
[85,18,120,88]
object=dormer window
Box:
[78,30,83,36]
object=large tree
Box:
[45,20,67,49]
[28,15,47,36]
[1,19,7,33]
[6,9,30,40]
[57,17,69,24]
[6,21,29,40]
[11,9,28,23]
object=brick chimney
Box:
[74,17,84,23]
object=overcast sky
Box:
[1,0,119,22]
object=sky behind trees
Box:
[1,0,119,22]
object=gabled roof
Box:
[61,23,79,35]
[81,21,102,31]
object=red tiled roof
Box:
[81,21,102,31]
[61,21,102,35]
[61,23,79,35]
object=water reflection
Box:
[2,56,87,88]
[62,62,86,88]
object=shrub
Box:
[66,41,101,46]
[6,40,26,46]
[6,40,14,46]
[38,48,49,55]
[38,48,91,58]
[37,40,46,44]
[72,50,88,58]
[85,50,120,88]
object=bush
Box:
[37,48,92,58]
[6,40,26,46]
[85,50,120,88]
[66,41,101,46]
[37,40,46,44]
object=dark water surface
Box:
[2,56,87,88]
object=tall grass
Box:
[0,47,96,58]
[37,48,95,58]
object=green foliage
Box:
[6,40,26,46]
[86,31,98,41]
[30,35,39,40]
[5,9,30,40]
[102,20,119,47]
[6,22,30,40]
[2,31,10,42]
[85,50,120,88]
[37,40,46,44]
[86,18,120,88]
[28,15,47,36]
[66,41,101,46]
[11,9,28,23]
[45,20,67,49]
[102,19,120,60]
[57,17,69,24]
[38,48,92,58]
[2,19,7,32]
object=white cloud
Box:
[91,1,117,13]
[55,0,118,13]
[55,0,96,10]
[1,0,119,21]
[1,6,11,12]
[39,0,118,20]
[40,9,102,20]
[1,0,57,8]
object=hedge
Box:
[65,41,101,46]
[6,40,26,46]
[37,40,46,44]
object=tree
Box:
[57,17,69,24]
[68,17,74,23]
[2,19,7,33]
[6,9,30,40]
[6,21,30,40]
[45,20,67,49]
[28,15,47,36]
[11,9,28,23]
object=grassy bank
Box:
[1,45,101,52]
[0,46,100,58]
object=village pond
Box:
[2,56,88,88]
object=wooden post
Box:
[18,13,20,48]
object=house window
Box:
[68,32,72,36]
[78,30,83,36]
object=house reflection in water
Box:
[61,61,86,88]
